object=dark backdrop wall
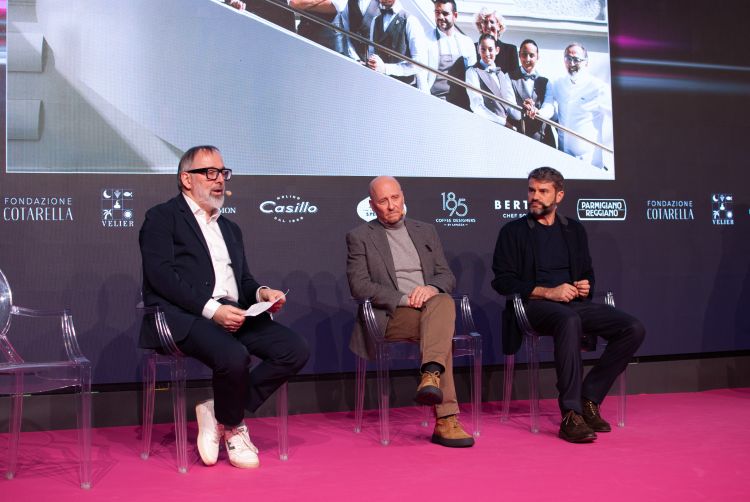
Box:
[0,0,748,384]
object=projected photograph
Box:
[5,0,614,179]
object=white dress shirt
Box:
[182,194,240,320]
[552,71,612,168]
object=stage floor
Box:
[3,388,749,501]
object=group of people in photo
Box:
[139,145,644,469]
[224,0,613,168]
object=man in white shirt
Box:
[425,0,476,107]
[366,0,428,90]
[139,146,309,470]
[552,43,613,168]
[465,34,521,126]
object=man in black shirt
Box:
[491,167,645,443]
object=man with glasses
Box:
[139,145,309,469]
[552,43,612,168]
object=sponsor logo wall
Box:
[577,198,627,221]
[101,189,134,228]
[259,195,318,223]
[493,199,528,220]
[2,195,74,222]
[435,192,476,227]
[711,194,734,225]
[646,199,694,221]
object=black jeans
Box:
[178,313,309,426]
[524,300,645,414]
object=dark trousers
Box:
[524,300,645,414]
[177,313,309,427]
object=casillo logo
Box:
[259,195,318,223]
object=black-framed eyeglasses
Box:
[564,55,587,64]
[186,167,232,181]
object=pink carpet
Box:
[3,388,749,501]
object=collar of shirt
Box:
[182,193,220,224]
[478,61,495,71]
[520,68,537,79]
[380,1,403,17]
[568,70,591,85]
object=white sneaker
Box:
[195,400,223,466]
[224,423,260,469]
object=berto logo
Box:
[101,189,134,228]
[494,199,528,220]
[259,195,317,223]
[435,192,476,227]
[711,194,734,225]
[577,199,627,221]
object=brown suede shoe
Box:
[582,398,612,432]
[415,371,443,405]
[559,410,597,443]
[431,415,475,447]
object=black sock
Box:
[420,362,444,374]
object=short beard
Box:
[207,194,224,211]
[529,202,555,218]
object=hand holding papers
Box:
[244,290,289,317]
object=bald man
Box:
[346,176,474,447]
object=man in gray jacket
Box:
[346,176,473,447]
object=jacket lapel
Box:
[368,221,398,288]
[175,195,211,259]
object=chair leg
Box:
[171,357,188,474]
[421,405,430,427]
[77,364,93,489]
[617,370,627,428]
[276,382,289,461]
[470,336,482,437]
[500,354,514,423]
[5,372,23,481]
[375,346,390,446]
[141,356,156,461]
[354,356,366,433]
[527,335,541,434]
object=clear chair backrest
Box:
[0,268,12,338]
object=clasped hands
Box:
[545,280,590,303]
[212,288,287,332]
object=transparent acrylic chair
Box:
[354,294,482,445]
[0,268,92,489]
[138,304,289,474]
[501,292,626,433]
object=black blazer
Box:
[491,214,595,354]
[138,194,261,349]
